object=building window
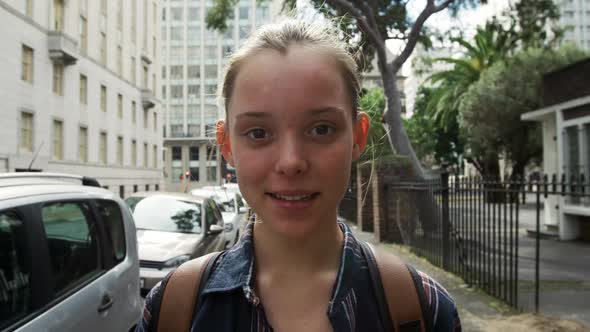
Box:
[171,7,183,21]
[130,56,136,84]
[133,184,138,192]
[21,45,34,84]
[52,120,63,160]
[143,143,148,167]
[100,85,107,112]
[132,101,137,124]
[188,65,200,79]
[153,36,157,59]
[145,184,149,191]
[54,0,64,31]
[172,146,182,160]
[204,84,216,96]
[188,46,199,58]
[162,66,166,79]
[155,184,159,191]
[80,16,88,55]
[152,73,156,93]
[204,65,217,79]
[171,85,183,98]
[144,110,149,129]
[188,85,199,98]
[79,74,87,105]
[207,166,217,182]
[119,185,125,198]
[26,0,33,17]
[170,65,183,79]
[190,146,199,161]
[52,63,64,96]
[100,32,107,65]
[117,136,123,165]
[79,126,88,162]
[117,46,122,75]
[117,94,123,119]
[205,45,216,58]
[239,6,249,20]
[153,112,157,131]
[153,144,157,168]
[99,132,107,164]
[131,139,137,166]
[20,112,33,152]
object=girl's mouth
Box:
[267,192,320,201]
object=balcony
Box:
[48,32,78,65]
[141,89,157,110]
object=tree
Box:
[405,86,464,168]
[206,0,486,181]
[459,45,587,181]
[359,87,393,162]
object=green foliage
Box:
[459,46,588,176]
[405,87,465,168]
[359,87,393,161]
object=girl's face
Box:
[219,46,368,239]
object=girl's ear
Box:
[352,112,369,161]
[216,120,235,166]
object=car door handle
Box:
[97,293,114,313]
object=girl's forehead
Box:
[229,47,351,115]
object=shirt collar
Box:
[201,218,365,311]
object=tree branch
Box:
[391,0,456,71]
[327,0,385,51]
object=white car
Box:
[191,187,247,249]
[0,173,142,332]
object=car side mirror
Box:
[208,224,224,235]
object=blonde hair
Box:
[220,19,361,123]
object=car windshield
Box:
[131,196,202,234]
[125,196,145,213]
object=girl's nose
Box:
[274,136,309,177]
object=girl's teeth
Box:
[273,193,313,201]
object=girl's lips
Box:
[266,192,320,209]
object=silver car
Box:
[191,187,247,249]
[125,192,226,293]
[0,173,142,332]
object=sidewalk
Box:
[348,223,589,332]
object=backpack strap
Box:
[359,241,430,332]
[157,251,222,332]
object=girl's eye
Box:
[246,128,268,140]
[309,124,333,136]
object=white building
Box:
[160,0,280,191]
[559,0,590,50]
[0,0,163,198]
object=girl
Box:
[137,19,460,332]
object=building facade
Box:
[0,0,163,198]
[559,0,590,51]
[160,0,280,192]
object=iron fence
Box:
[389,172,590,311]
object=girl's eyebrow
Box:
[235,107,346,119]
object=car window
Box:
[124,196,145,213]
[41,202,101,297]
[0,210,31,330]
[206,200,223,227]
[96,200,126,264]
[133,196,202,234]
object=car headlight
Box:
[224,223,234,232]
[162,255,191,269]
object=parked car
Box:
[191,187,247,248]
[0,173,142,332]
[125,192,226,293]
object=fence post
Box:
[442,169,451,270]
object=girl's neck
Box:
[252,215,344,276]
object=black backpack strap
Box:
[193,251,224,315]
[359,240,394,331]
[405,264,433,332]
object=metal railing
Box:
[389,172,590,311]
